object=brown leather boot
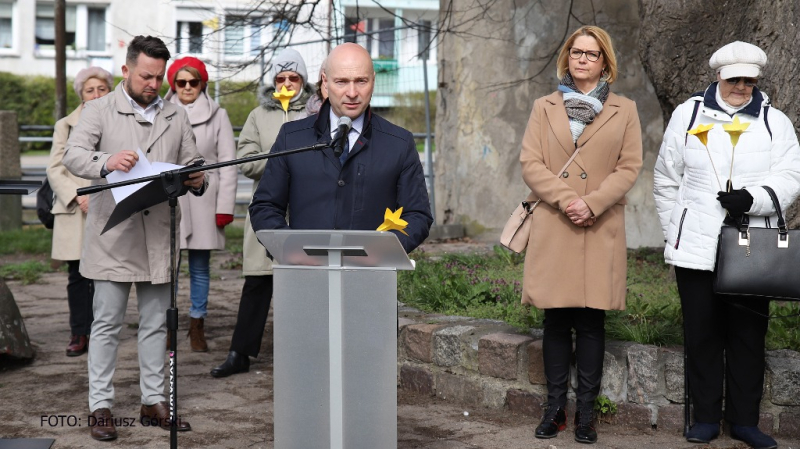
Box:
[188,318,208,352]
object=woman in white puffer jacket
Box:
[654,41,800,449]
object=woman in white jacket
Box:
[654,41,800,449]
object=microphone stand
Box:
[77,141,330,449]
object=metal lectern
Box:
[256,230,414,449]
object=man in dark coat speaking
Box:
[249,43,433,253]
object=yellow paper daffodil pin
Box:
[272,85,296,112]
[687,123,714,147]
[377,207,409,235]
[722,115,750,148]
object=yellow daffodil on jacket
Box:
[377,207,408,235]
[272,85,296,112]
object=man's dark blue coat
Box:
[249,101,433,253]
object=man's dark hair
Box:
[126,35,171,66]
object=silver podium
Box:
[256,230,415,449]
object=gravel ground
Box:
[1,243,798,449]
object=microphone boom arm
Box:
[77,142,331,196]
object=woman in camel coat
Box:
[47,66,113,357]
[520,26,642,444]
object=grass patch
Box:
[0,227,51,255]
[400,245,800,351]
[225,225,244,254]
[399,246,541,331]
[0,260,51,284]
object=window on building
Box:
[224,16,244,55]
[87,7,105,52]
[33,3,108,54]
[0,2,13,49]
[224,14,266,58]
[344,17,371,54]
[343,18,395,59]
[35,3,76,50]
[176,21,203,54]
[417,20,431,60]
[376,19,394,59]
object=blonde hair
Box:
[556,26,617,84]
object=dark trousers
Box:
[542,307,606,409]
[66,260,93,336]
[229,275,274,358]
[675,267,769,426]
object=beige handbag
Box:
[500,147,585,253]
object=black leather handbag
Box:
[714,185,800,301]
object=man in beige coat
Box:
[63,36,205,442]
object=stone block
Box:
[506,389,546,418]
[435,372,484,407]
[433,325,475,367]
[478,332,533,380]
[759,413,774,435]
[403,324,442,363]
[767,351,800,405]
[602,341,632,403]
[398,317,416,331]
[601,347,626,404]
[400,364,434,396]
[526,339,545,385]
[479,380,509,409]
[627,344,660,404]
[655,403,685,433]
[607,402,653,430]
[661,346,684,404]
[779,412,800,438]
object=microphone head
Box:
[337,115,353,131]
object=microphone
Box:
[332,116,353,158]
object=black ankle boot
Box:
[210,350,250,378]
[535,406,566,439]
[574,409,597,444]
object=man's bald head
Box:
[323,43,375,119]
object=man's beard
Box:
[125,81,157,107]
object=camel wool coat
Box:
[520,91,642,311]
[47,106,91,261]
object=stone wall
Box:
[435,0,664,247]
[397,304,800,436]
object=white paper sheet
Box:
[106,149,186,203]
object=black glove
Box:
[717,189,753,216]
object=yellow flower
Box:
[272,85,296,112]
[722,115,750,147]
[376,207,409,235]
[687,123,714,147]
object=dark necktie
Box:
[339,132,349,165]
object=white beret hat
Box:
[709,41,767,80]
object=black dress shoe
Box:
[574,409,597,444]
[535,406,566,439]
[210,350,250,378]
